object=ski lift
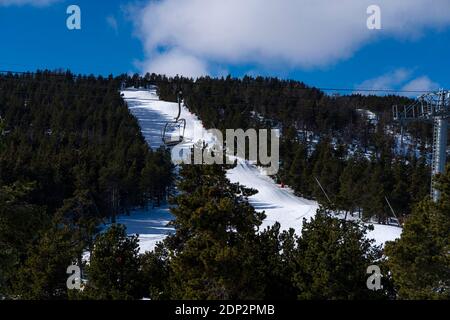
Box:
[162,91,186,147]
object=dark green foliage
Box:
[310,139,345,205]
[390,161,412,216]
[0,182,47,297]
[0,117,5,152]
[0,71,172,219]
[385,167,450,299]
[408,156,430,204]
[337,153,368,217]
[82,225,142,300]
[256,224,299,300]
[286,143,310,196]
[293,210,383,300]
[13,221,76,300]
[361,162,390,222]
[163,162,267,299]
[140,148,174,208]
[140,244,171,300]
[0,71,173,299]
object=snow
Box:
[120,88,402,252]
[122,88,216,151]
[356,108,378,125]
[114,206,174,253]
[227,160,402,246]
[227,159,319,233]
[366,224,402,247]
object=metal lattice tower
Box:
[393,90,450,202]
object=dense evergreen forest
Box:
[0,71,447,300]
[53,157,450,300]
[0,71,172,298]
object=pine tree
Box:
[0,182,48,297]
[57,187,100,271]
[390,161,411,216]
[362,162,389,223]
[385,167,450,299]
[288,143,309,196]
[82,224,142,300]
[140,244,170,300]
[13,221,76,299]
[408,156,430,204]
[293,209,383,300]
[256,223,298,300]
[338,155,367,217]
[99,163,123,223]
[165,163,267,299]
[310,139,344,206]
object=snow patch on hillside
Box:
[114,206,174,253]
[227,159,319,233]
[356,108,378,125]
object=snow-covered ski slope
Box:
[121,88,402,251]
[227,161,318,232]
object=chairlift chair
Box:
[162,91,186,147]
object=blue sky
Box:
[0,1,142,75]
[0,0,449,94]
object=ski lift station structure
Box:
[393,90,450,202]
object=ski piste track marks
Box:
[119,88,402,252]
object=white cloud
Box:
[139,49,208,79]
[0,0,59,6]
[402,76,440,93]
[355,69,412,91]
[132,0,450,77]
[355,69,440,96]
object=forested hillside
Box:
[0,71,172,298]
[89,159,389,300]
[78,155,450,300]
[121,74,448,300]
[126,74,433,222]
[0,71,447,300]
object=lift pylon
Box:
[393,90,450,202]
